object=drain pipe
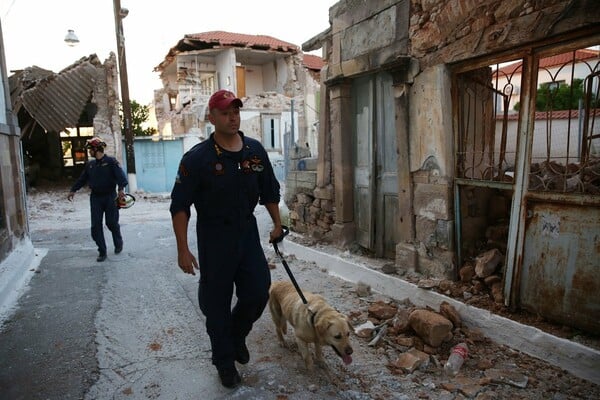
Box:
[290,98,295,146]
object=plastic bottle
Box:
[444,342,468,377]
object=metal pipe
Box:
[290,98,295,146]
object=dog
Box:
[268,280,353,370]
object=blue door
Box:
[122,139,183,193]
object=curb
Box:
[0,239,47,326]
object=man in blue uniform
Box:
[68,137,128,262]
[170,90,283,389]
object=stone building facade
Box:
[152,31,323,170]
[0,22,34,316]
[293,0,600,332]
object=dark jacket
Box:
[169,131,280,223]
[71,155,128,195]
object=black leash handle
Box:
[272,225,308,305]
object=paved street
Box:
[0,186,598,399]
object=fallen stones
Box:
[408,309,453,347]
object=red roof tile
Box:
[500,108,599,120]
[302,54,324,71]
[494,49,599,77]
[155,31,301,71]
[185,31,298,53]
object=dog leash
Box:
[272,225,308,305]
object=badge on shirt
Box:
[178,163,189,177]
[250,155,264,172]
[241,159,251,174]
[213,143,223,157]
[214,162,225,175]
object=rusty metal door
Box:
[517,46,600,332]
[521,202,600,332]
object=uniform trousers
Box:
[90,193,123,255]
[196,215,270,369]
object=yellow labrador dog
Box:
[268,280,353,370]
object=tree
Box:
[513,78,593,111]
[535,79,585,111]
[120,100,157,137]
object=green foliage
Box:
[513,79,595,111]
[120,100,157,137]
[536,79,584,111]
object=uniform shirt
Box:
[70,155,128,195]
[169,132,280,224]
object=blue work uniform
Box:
[70,155,128,256]
[169,131,280,369]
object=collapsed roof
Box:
[154,31,300,72]
[9,54,102,136]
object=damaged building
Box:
[293,0,600,334]
[0,23,30,269]
[152,30,323,181]
[9,53,123,184]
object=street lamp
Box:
[64,29,79,46]
[113,0,137,191]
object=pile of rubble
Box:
[403,246,507,313]
[350,291,466,374]
[529,158,600,193]
[347,288,540,397]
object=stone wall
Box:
[0,133,27,261]
[409,0,600,67]
[91,53,123,164]
[325,0,410,82]
[285,144,337,240]
[302,0,599,278]
[412,167,455,278]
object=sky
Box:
[1,0,336,105]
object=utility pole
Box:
[113,0,137,191]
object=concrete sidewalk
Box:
[0,240,45,326]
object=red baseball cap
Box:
[208,90,243,111]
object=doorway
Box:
[352,72,399,258]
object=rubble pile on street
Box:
[341,284,597,399]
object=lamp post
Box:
[64,29,79,46]
[113,0,137,191]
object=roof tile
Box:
[185,31,298,53]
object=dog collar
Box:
[308,307,317,326]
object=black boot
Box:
[234,339,249,364]
[217,365,241,388]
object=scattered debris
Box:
[355,281,371,297]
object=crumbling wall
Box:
[153,49,318,156]
[286,145,336,240]
[409,0,599,67]
[404,0,598,277]
[92,52,123,163]
[301,0,598,278]
[0,133,28,261]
